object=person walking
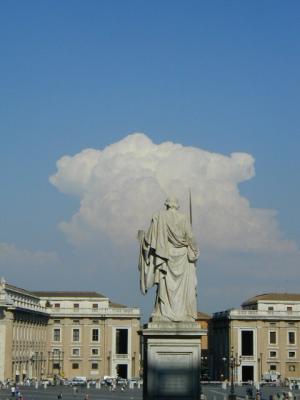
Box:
[11,386,16,397]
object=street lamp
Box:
[221,357,227,381]
[58,350,61,375]
[61,351,64,376]
[228,347,242,400]
[51,349,64,379]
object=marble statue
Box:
[138,197,199,322]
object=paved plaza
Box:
[1,384,300,400]
[0,386,142,400]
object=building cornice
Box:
[213,309,300,321]
[48,307,141,319]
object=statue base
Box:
[141,321,206,400]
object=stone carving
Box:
[138,198,199,322]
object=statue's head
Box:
[164,197,179,210]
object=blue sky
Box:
[0,1,299,318]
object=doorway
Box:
[117,364,128,379]
[242,365,254,382]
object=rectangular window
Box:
[53,363,60,370]
[53,348,61,356]
[287,306,293,312]
[92,304,98,311]
[241,330,254,356]
[268,306,274,311]
[73,319,80,324]
[73,328,80,342]
[269,331,277,345]
[91,363,98,370]
[270,365,277,371]
[53,328,61,342]
[288,351,296,358]
[53,319,60,324]
[72,363,79,369]
[92,328,99,342]
[91,348,99,355]
[73,303,79,310]
[269,351,277,358]
[72,348,80,356]
[116,329,128,354]
[54,303,60,309]
[288,332,296,345]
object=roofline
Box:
[196,311,211,320]
[32,291,107,299]
[242,293,300,307]
[5,283,40,300]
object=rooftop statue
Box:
[138,197,199,322]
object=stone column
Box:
[3,310,14,381]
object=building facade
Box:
[0,279,141,383]
[209,293,300,383]
[0,279,49,383]
[35,291,140,380]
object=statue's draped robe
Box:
[139,209,199,322]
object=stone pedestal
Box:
[141,321,206,400]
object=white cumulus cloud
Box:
[49,133,297,254]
